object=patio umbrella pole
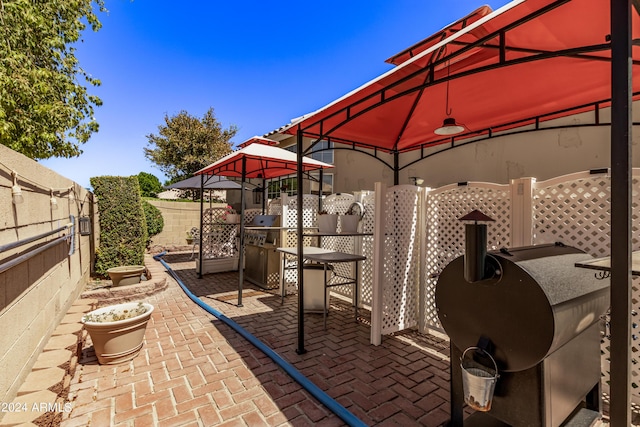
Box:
[296,128,306,354]
[237,158,247,307]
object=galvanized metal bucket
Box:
[461,347,499,412]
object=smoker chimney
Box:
[459,210,495,283]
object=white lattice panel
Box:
[279,193,374,305]
[282,194,318,228]
[243,208,262,224]
[320,194,357,299]
[422,183,511,332]
[359,192,376,307]
[532,171,640,409]
[280,195,323,296]
[533,173,612,255]
[380,185,421,335]
[268,198,282,215]
[200,208,238,259]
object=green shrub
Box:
[137,172,163,198]
[91,176,148,277]
[143,200,164,238]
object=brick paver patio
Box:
[54,251,454,426]
[1,251,621,426]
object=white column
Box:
[509,177,535,247]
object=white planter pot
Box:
[225,214,239,224]
[317,214,338,233]
[340,215,360,233]
[82,302,154,365]
[106,265,145,287]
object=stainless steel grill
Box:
[245,215,281,289]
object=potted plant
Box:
[317,210,338,233]
[224,205,239,224]
[186,227,198,245]
[106,265,146,287]
[82,302,154,365]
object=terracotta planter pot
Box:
[106,265,145,287]
[82,302,154,365]
[317,214,338,233]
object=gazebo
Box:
[281,0,640,424]
[195,137,333,306]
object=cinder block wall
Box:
[147,200,224,246]
[0,144,96,406]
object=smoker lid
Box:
[251,215,279,227]
[516,253,607,305]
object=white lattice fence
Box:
[243,208,262,224]
[421,183,512,332]
[277,192,374,305]
[268,198,282,215]
[379,185,422,335]
[321,193,358,300]
[532,170,640,408]
[360,192,376,308]
[201,208,239,259]
[280,194,322,296]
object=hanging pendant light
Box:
[434,117,465,135]
[434,61,465,136]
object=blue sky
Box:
[40,0,512,188]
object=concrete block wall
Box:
[147,200,225,246]
[0,144,96,408]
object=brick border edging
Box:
[79,255,168,307]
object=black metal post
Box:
[296,127,306,354]
[393,151,399,185]
[238,158,247,307]
[261,177,266,214]
[319,168,324,212]
[198,174,204,279]
[449,344,464,426]
[609,0,632,425]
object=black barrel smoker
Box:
[435,211,610,427]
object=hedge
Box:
[91,176,148,277]
[143,200,164,239]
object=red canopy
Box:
[284,0,640,153]
[195,137,333,179]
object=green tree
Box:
[137,172,163,198]
[144,108,237,182]
[0,0,105,159]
